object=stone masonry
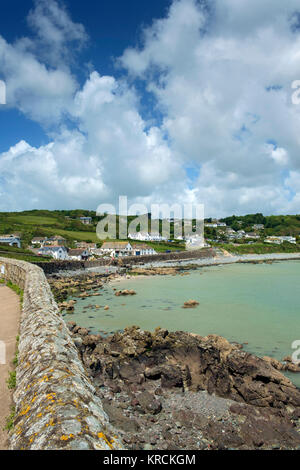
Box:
[0,257,123,450]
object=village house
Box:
[185,235,205,249]
[149,232,167,242]
[131,244,157,256]
[0,234,21,248]
[68,249,90,261]
[128,232,150,241]
[100,242,133,258]
[75,241,97,250]
[46,235,66,246]
[253,224,265,230]
[245,232,260,240]
[38,246,68,260]
[79,217,93,225]
[31,237,47,246]
[264,236,296,245]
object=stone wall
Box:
[0,257,123,450]
[36,248,216,274]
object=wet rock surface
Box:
[69,323,300,450]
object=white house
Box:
[128,232,151,241]
[79,217,92,225]
[264,236,296,245]
[38,246,68,260]
[245,232,260,240]
[0,234,21,248]
[100,242,133,258]
[149,232,167,241]
[68,249,90,261]
[131,244,157,256]
[185,235,205,249]
[31,237,47,246]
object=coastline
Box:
[105,252,300,284]
[139,252,300,269]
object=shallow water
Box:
[67,260,300,387]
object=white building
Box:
[68,249,90,261]
[0,234,21,248]
[38,246,68,260]
[131,244,157,256]
[245,232,260,240]
[264,236,296,245]
[185,235,205,249]
[31,237,47,246]
[100,242,133,258]
[128,232,151,241]
[79,217,92,225]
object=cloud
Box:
[27,0,88,66]
[119,0,300,216]
[1,0,300,216]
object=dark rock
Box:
[137,391,162,415]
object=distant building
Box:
[100,242,132,258]
[44,236,66,247]
[68,249,90,261]
[264,236,296,245]
[185,235,205,249]
[131,244,157,256]
[38,246,68,260]
[128,232,150,241]
[128,232,167,242]
[253,224,265,230]
[245,232,260,240]
[75,242,97,250]
[31,237,47,246]
[79,217,93,225]
[0,234,21,249]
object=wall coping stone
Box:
[0,257,123,450]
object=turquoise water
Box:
[67,261,300,387]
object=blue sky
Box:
[0,0,171,152]
[1,0,300,216]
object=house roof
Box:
[131,244,152,250]
[68,249,87,256]
[101,242,131,250]
[40,246,66,251]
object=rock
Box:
[144,366,162,380]
[182,300,199,308]
[263,356,285,371]
[115,289,137,297]
[161,365,183,389]
[73,337,83,348]
[102,400,140,432]
[137,391,162,415]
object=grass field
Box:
[5,215,62,226]
[0,244,50,262]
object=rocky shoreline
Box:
[48,265,300,450]
[64,323,300,450]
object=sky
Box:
[0,0,300,217]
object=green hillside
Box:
[0,210,185,252]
